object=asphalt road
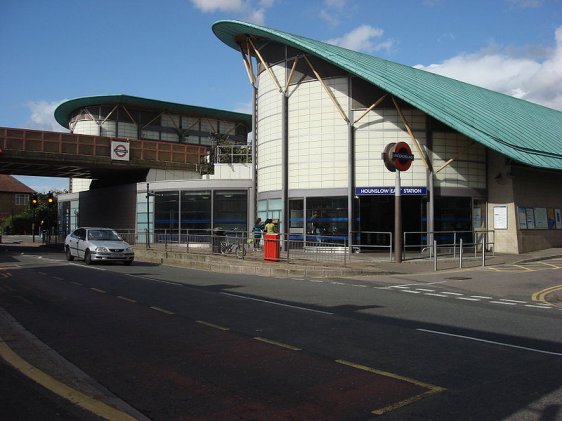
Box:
[0,246,561,420]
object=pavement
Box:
[3,234,561,278]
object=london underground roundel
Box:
[383,142,414,172]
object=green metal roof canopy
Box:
[55,94,252,129]
[213,20,562,170]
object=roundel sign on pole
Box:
[382,142,414,172]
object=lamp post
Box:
[146,183,154,248]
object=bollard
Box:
[433,240,438,271]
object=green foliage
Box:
[1,192,58,234]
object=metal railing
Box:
[109,228,495,268]
[349,231,393,261]
[403,230,495,261]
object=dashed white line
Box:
[470,295,493,300]
[442,292,464,296]
[490,301,517,306]
[499,299,527,304]
[416,288,435,292]
[524,304,551,309]
[456,297,480,301]
[401,290,421,294]
[424,293,448,298]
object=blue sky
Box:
[1,0,561,192]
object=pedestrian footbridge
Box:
[0,127,208,183]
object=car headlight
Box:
[95,247,110,252]
[125,247,133,253]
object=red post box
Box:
[263,233,280,261]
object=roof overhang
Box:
[213,20,562,171]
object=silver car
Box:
[64,227,134,265]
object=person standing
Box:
[253,218,263,249]
[264,219,276,233]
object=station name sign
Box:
[355,186,428,196]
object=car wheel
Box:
[84,250,92,265]
[65,246,74,261]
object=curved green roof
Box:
[54,94,252,129]
[213,20,562,170]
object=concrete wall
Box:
[512,166,562,252]
[486,151,518,254]
[487,150,562,254]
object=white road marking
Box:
[418,329,562,356]
[221,292,333,315]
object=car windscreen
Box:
[87,230,123,241]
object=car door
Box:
[67,229,82,257]
[76,228,87,258]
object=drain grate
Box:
[445,276,472,280]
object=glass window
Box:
[289,199,304,230]
[15,194,29,206]
[213,190,247,232]
[154,191,180,231]
[181,191,211,232]
[306,197,348,241]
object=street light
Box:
[146,183,155,248]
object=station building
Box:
[55,95,254,240]
[211,20,562,254]
[57,21,562,254]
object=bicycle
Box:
[220,236,247,259]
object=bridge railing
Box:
[0,127,208,171]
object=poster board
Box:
[517,207,527,230]
[534,208,548,229]
[493,206,508,230]
[556,209,562,229]
[525,208,535,229]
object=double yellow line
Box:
[0,337,137,420]
[532,284,562,305]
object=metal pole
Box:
[453,232,457,259]
[394,170,402,263]
[481,235,486,266]
[459,238,463,269]
[146,182,150,249]
[433,240,437,271]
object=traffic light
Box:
[31,193,38,209]
[47,192,54,208]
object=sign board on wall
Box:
[355,187,427,196]
[555,209,562,229]
[493,205,508,230]
[111,141,130,161]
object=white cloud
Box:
[190,0,273,24]
[244,8,266,25]
[25,100,67,132]
[414,26,562,111]
[326,25,394,53]
[190,0,244,13]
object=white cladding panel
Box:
[287,77,349,189]
[256,65,284,192]
[354,108,427,187]
[74,120,100,136]
[432,132,486,189]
